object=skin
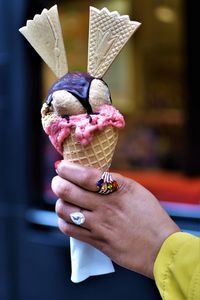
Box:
[51,161,180,279]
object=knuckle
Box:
[58,218,69,235]
[103,205,117,220]
[55,199,64,218]
[80,169,92,184]
[80,168,99,186]
[52,177,71,199]
[51,176,64,195]
[51,176,59,194]
[61,183,73,200]
[116,174,133,193]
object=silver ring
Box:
[70,211,85,226]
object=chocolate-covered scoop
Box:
[46,72,112,116]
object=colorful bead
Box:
[96,172,119,195]
[96,178,104,189]
[107,183,113,190]
[112,181,119,190]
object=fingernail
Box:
[54,160,62,170]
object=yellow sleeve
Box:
[153,232,200,300]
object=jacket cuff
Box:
[153,232,199,299]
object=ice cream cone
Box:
[19,4,141,284]
[62,126,118,171]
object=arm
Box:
[154,232,200,300]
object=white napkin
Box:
[70,237,115,283]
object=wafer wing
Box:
[87,7,141,78]
[19,5,67,78]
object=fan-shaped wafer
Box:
[87,7,141,78]
[19,5,67,78]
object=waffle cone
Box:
[62,126,118,171]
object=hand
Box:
[51,161,180,279]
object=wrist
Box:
[150,223,180,279]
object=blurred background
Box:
[0,0,200,299]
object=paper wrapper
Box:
[70,239,115,283]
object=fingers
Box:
[55,161,104,192]
[52,162,124,210]
[57,218,93,243]
[55,198,92,230]
[52,175,99,210]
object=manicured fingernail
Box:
[54,160,62,170]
